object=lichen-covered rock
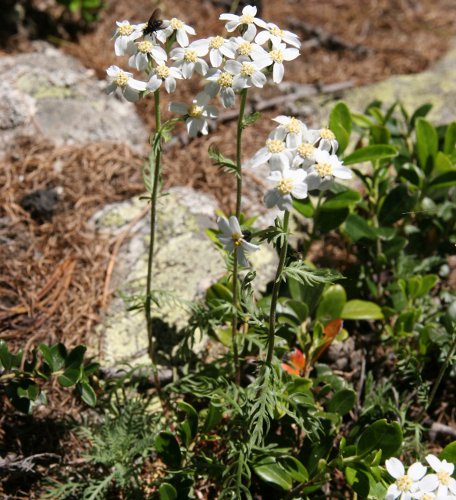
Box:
[0,42,147,154]
[92,187,277,365]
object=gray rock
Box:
[92,186,277,365]
[0,42,147,154]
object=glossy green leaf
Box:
[329,102,352,154]
[321,190,361,210]
[444,122,456,155]
[316,285,347,321]
[39,343,67,372]
[155,432,182,469]
[357,419,403,459]
[316,208,350,232]
[293,197,314,218]
[342,300,384,320]
[378,185,418,225]
[253,459,293,491]
[57,367,81,387]
[416,117,438,172]
[159,483,177,500]
[343,145,397,165]
[202,401,224,433]
[327,389,356,416]
[280,456,309,482]
[0,341,12,371]
[440,441,456,465]
[433,152,455,176]
[344,214,377,241]
[77,381,97,407]
[345,466,370,497]
[177,401,198,447]
[429,170,456,189]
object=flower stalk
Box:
[266,209,290,364]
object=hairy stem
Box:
[235,89,248,219]
[266,210,290,364]
[145,90,162,382]
[231,252,240,384]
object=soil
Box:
[1,0,456,497]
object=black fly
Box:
[143,8,163,36]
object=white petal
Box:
[105,82,117,94]
[147,76,162,92]
[386,458,405,479]
[219,13,238,21]
[273,62,285,83]
[195,60,209,76]
[225,60,242,75]
[236,248,250,267]
[187,117,204,136]
[185,25,196,35]
[106,65,120,77]
[286,133,301,148]
[165,77,176,93]
[283,47,300,61]
[210,49,223,67]
[225,20,239,32]
[418,474,439,493]
[176,29,189,47]
[267,170,282,182]
[251,71,266,88]
[437,485,448,497]
[425,455,442,473]
[449,477,456,494]
[169,102,188,115]
[386,483,401,500]
[408,462,427,481]
[264,189,281,208]
[221,88,236,108]
[249,148,270,168]
[241,240,260,252]
[228,216,242,235]
[217,216,232,237]
[333,165,352,180]
[220,44,235,59]
[292,183,308,199]
[123,86,140,102]
[128,78,147,91]
[244,23,256,40]
[255,30,269,45]
[243,5,257,16]
[233,75,248,91]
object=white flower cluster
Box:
[106,5,301,136]
[385,455,456,499]
[248,117,352,210]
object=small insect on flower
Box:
[281,348,306,377]
[143,8,164,36]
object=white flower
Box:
[127,37,167,71]
[170,41,209,78]
[157,18,196,47]
[412,492,436,500]
[264,167,308,211]
[272,115,306,148]
[418,455,456,497]
[255,42,300,84]
[146,64,183,93]
[224,59,266,90]
[169,92,218,137]
[292,142,318,169]
[205,68,236,108]
[385,458,427,500]
[106,65,147,102]
[217,216,259,267]
[230,36,267,62]
[113,20,144,56]
[193,36,235,67]
[255,22,301,48]
[219,5,268,41]
[249,131,292,171]
[306,127,339,154]
[306,149,351,190]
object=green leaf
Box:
[159,483,177,500]
[321,190,361,210]
[316,208,350,232]
[316,284,347,322]
[356,419,402,459]
[444,122,456,155]
[253,459,293,491]
[158,118,181,143]
[342,300,384,320]
[327,389,356,416]
[280,456,309,482]
[344,213,377,241]
[329,102,352,154]
[202,400,224,433]
[370,125,391,145]
[282,263,342,287]
[208,145,239,178]
[409,103,433,130]
[242,111,261,129]
[415,117,438,172]
[440,441,456,465]
[57,367,81,387]
[378,185,418,225]
[177,401,198,447]
[65,345,86,369]
[0,341,12,371]
[343,145,397,165]
[77,381,97,407]
[155,432,182,469]
[293,197,314,218]
[345,466,370,498]
[429,170,456,189]
[433,152,454,176]
[206,283,232,302]
[39,343,67,372]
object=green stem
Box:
[145,90,162,381]
[422,331,456,417]
[235,89,248,219]
[231,251,240,384]
[266,210,290,364]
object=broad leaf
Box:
[342,300,384,320]
[343,145,397,165]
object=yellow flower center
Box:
[114,71,129,87]
[231,233,242,246]
[118,24,134,36]
[240,13,254,24]
[320,128,335,140]
[184,49,198,62]
[188,104,204,117]
[217,72,233,88]
[137,40,152,53]
[315,161,333,177]
[277,178,293,194]
[238,41,252,55]
[286,117,301,134]
[419,495,434,500]
[266,139,285,154]
[240,62,255,77]
[210,36,224,49]
[437,470,450,485]
[270,27,284,38]
[170,18,184,30]
[297,143,315,158]
[396,475,413,493]
[156,64,170,79]
[269,48,284,63]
